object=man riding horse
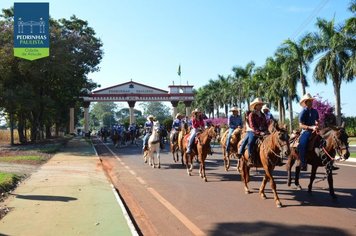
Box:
[142,115,155,151]
[170,113,183,146]
[245,98,269,166]
[186,109,205,154]
[225,107,243,153]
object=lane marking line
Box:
[147,187,205,236]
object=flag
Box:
[177,64,181,76]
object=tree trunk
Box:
[288,95,294,132]
[10,112,14,146]
[333,79,342,125]
[46,125,52,139]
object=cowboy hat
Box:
[147,115,155,121]
[249,97,266,110]
[299,93,315,106]
[229,106,241,112]
[175,113,183,119]
[262,104,270,111]
[191,108,201,114]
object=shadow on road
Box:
[208,221,350,236]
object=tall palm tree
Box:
[278,36,313,96]
[232,61,255,110]
[309,17,355,125]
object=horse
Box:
[111,129,121,148]
[240,120,290,208]
[182,126,217,181]
[220,127,243,171]
[143,121,162,168]
[286,125,350,199]
[172,122,190,166]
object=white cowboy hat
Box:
[147,115,155,121]
[249,97,266,110]
[229,106,241,112]
[175,113,183,119]
[191,108,201,114]
[299,93,315,107]
[262,104,270,111]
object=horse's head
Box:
[152,121,161,133]
[271,121,291,158]
[323,126,350,161]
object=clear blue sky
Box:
[2,0,355,116]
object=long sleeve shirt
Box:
[192,118,205,129]
[249,111,268,135]
[227,114,243,129]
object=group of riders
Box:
[99,92,338,171]
[99,123,140,145]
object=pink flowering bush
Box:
[312,94,335,128]
[206,117,228,128]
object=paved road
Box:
[94,137,356,236]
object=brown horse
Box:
[240,120,290,208]
[173,123,190,166]
[220,127,243,171]
[286,125,350,199]
[182,126,217,181]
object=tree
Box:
[0,9,103,143]
[309,17,355,125]
[139,102,171,122]
[278,36,312,96]
[90,102,117,127]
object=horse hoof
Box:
[276,203,282,208]
[204,178,207,182]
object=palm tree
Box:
[232,61,255,110]
[309,17,355,125]
[278,36,313,96]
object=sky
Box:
[1,0,355,116]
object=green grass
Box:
[0,172,20,193]
[350,152,356,158]
[349,137,356,145]
[0,155,46,163]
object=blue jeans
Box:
[246,131,257,156]
[187,128,198,152]
[298,130,312,165]
[143,133,151,147]
[226,128,234,151]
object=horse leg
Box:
[157,151,161,169]
[264,170,282,208]
[259,175,268,199]
[241,160,251,194]
[294,160,302,190]
[327,168,336,199]
[308,165,318,194]
[200,158,207,182]
[223,151,229,171]
[185,153,191,176]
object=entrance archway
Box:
[72,80,194,133]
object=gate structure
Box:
[72,80,194,133]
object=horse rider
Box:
[298,93,319,171]
[142,115,155,151]
[262,104,274,125]
[226,107,243,153]
[246,98,268,166]
[186,109,205,154]
[170,113,183,145]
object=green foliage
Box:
[0,11,103,143]
[344,116,356,136]
[163,118,173,131]
[0,172,20,193]
[139,102,171,122]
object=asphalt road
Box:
[94,137,356,236]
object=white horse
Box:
[144,121,161,168]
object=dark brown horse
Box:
[240,120,290,207]
[220,127,243,171]
[286,125,350,199]
[182,126,217,181]
[173,123,190,166]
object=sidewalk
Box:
[0,137,137,236]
